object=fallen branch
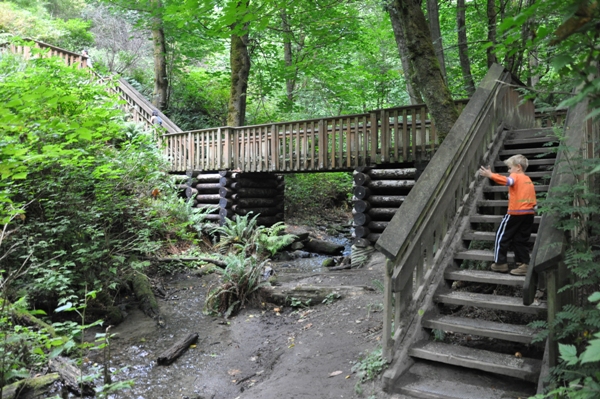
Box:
[157,333,199,365]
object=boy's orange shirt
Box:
[489,172,536,215]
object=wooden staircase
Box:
[390,127,557,398]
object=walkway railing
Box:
[164,100,469,172]
[376,64,536,381]
[3,38,180,135]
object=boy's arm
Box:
[479,166,512,186]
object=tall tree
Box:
[228,29,251,126]
[389,0,458,140]
[151,0,168,110]
[387,4,423,104]
[486,0,498,67]
[426,0,446,81]
[456,0,475,95]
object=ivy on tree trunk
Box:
[227,31,250,127]
[390,0,458,141]
[387,4,423,105]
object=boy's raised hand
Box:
[479,165,492,178]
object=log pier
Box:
[352,166,418,244]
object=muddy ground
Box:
[94,251,393,399]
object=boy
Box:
[479,154,536,276]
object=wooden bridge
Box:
[5,39,474,173]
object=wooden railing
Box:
[163,100,469,172]
[2,38,181,135]
[523,96,599,368]
[375,64,536,382]
[4,39,88,68]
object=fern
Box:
[257,222,297,256]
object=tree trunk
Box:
[523,0,539,87]
[151,0,168,110]
[227,5,251,127]
[281,8,299,110]
[456,0,476,96]
[387,4,423,104]
[391,0,458,141]
[486,0,498,67]
[426,0,446,82]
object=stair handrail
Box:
[2,37,181,135]
[375,64,536,370]
[524,95,598,368]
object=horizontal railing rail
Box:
[375,64,536,382]
[162,100,469,172]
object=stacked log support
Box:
[175,170,221,222]
[352,166,417,245]
[218,172,284,226]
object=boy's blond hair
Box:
[504,154,529,171]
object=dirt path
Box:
[100,252,392,399]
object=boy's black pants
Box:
[494,214,534,265]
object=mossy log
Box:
[1,373,60,399]
[10,307,57,338]
[49,356,95,396]
[131,272,160,320]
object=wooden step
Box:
[499,147,556,156]
[434,290,547,314]
[484,184,549,192]
[408,341,542,382]
[506,128,555,139]
[463,231,536,243]
[504,136,556,146]
[422,314,538,343]
[454,249,512,262]
[470,214,542,224]
[391,360,536,399]
[444,268,527,286]
[494,159,556,168]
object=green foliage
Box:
[322,292,341,305]
[50,18,94,52]
[256,222,296,257]
[288,297,311,308]
[203,250,270,317]
[168,68,229,130]
[284,173,352,221]
[533,293,600,399]
[352,346,387,383]
[212,214,295,257]
[0,48,194,307]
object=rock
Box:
[285,226,310,241]
[273,251,292,261]
[289,250,311,259]
[291,242,304,250]
[322,258,335,267]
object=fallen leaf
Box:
[329,370,343,377]
[345,375,351,379]
[274,307,281,312]
[515,352,522,358]
[189,344,196,348]
[228,369,241,376]
[302,323,313,330]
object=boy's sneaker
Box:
[510,263,528,276]
[491,263,509,273]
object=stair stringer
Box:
[382,127,511,390]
